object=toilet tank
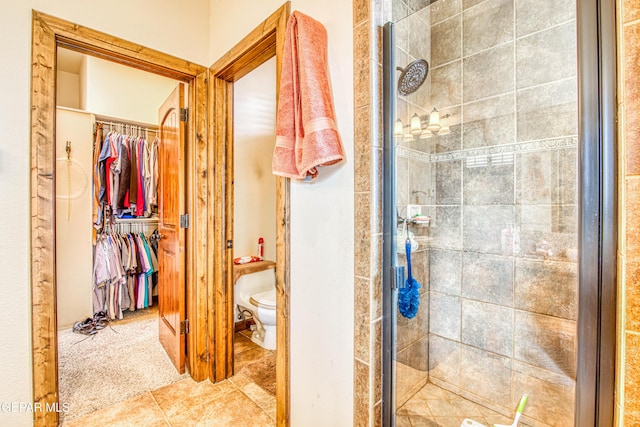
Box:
[234,268,276,297]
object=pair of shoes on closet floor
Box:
[92,311,110,330]
[71,312,111,335]
[72,318,97,335]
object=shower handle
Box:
[392,265,405,289]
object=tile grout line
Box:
[401,74,577,120]
[149,391,174,427]
[230,334,277,421]
[228,374,276,422]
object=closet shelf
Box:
[115,217,159,223]
[94,114,158,132]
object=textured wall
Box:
[618,0,640,425]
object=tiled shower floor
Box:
[396,383,518,427]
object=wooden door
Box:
[158,83,186,374]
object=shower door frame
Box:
[575,0,617,425]
[380,0,618,425]
[382,20,397,427]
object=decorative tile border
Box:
[396,136,578,163]
[396,145,431,162]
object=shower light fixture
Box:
[427,108,441,132]
[395,108,451,140]
[394,118,404,137]
[423,108,450,137]
[410,113,422,135]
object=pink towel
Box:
[272,11,344,181]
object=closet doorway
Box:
[54,48,189,422]
[30,11,209,426]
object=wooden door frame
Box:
[208,2,291,426]
[30,11,208,426]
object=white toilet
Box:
[234,268,277,350]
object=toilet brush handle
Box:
[513,394,528,425]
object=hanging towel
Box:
[272,11,344,181]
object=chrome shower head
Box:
[397,59,429,96]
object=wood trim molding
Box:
[274,5,291,426]
[35,11,202,81]
[30,11,207,426]
[208,2,291,426]
[187,69,211,380]
[209,75,234,381]
[31,13,58,427]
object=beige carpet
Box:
[239,352,276,396]
[58,308,188,422]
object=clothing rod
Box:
[114,217,159,223]
[95,120,158,133]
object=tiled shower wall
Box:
[355,0,640,425]
[618,0,640,425]
[392,0,578,425]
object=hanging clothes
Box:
[92,121,160,321]
[92,229,159,319]
[150,138,159,210]
[129,137,139,205]
[92,124,103,233]
[94,124,160,224]
[135,138,146,217]
[116,139,131,209]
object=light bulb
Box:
[394,118,404,136]
[410,113,422,135]
[427,108,441,132]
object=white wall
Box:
[211,1,355,425]
[80,54,88,113]
[59,51,179,124]
[55,108,94,329]
[82,56,179,125]
[56,70,80,109]
[0,1,209,425]
[233,57,277,261]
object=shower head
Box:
[397,59,429,96]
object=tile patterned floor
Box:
[62,330,276,427]
[396,383,517,427]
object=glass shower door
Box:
[383,1,580,425]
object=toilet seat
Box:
[250,288,276,309]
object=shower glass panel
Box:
[388,0,578,425]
